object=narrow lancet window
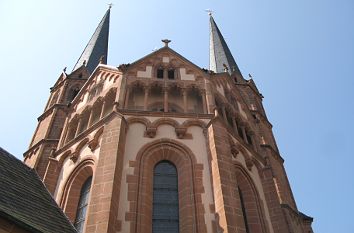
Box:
[74,177,92,233]
[238,186,250,233]
[152,161,179,233]
[157,68,164,79]
[168,69,175,80]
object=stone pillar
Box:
[59,116,70,147]
[43,157,61,195]
[182,88,188,113]
[201,90,207,114]
[124,86,131,109]
[260,154,291,233]
[221,106,228,123]
[95,101,103,123]
[241,126,248,143]
[100,100,107,119]
[249,132,257,151]
[163,87,169,112]
[74,117,82,137]
[143,86,149,111]
[232,117,239,136]
[208,121,248,233]
[88,108,94,127]
[85,115,127,233]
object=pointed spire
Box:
[72,8,110,74]
[209,15,242,75]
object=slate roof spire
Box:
[209,14,242,75]
[72,7,110,74]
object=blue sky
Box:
[1,1,353,232]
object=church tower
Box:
[24,9,313,233]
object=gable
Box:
[70,66,121,113]
[125,47,208,82]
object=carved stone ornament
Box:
[245,158,254,171]
[88,139,99,151]
[175,127,187,139]
[145,127,157,138]
[113,102,119,112]
[70,152,79,163]
[230,145,239,159]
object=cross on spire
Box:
[162,39,171,47]
[205,9,213,16]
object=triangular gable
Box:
[125,46,208,79]
[69,65,120,111]
[51,72,67,90]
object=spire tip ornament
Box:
[205,9,213,16]
[162,39,171,47]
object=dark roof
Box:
[0,147,77,233]
[209,15,242,75]
[72,8,110,74]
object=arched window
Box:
[74,177,92,233]
[152,161,179,233]
[157,68,164,79]
[235,168,267,233]
[238,186,250,233]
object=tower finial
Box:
[108,3,113,9]
[205,9,213,16]
[162,39,171,47]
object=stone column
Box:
[124,86,131,109]
[232,117,239,136]
[88,108,94,127]
[95,101,103,124]
[208,121,248,232]
[59,116,70,147]
[241,126,248,143]
[74,117,82,137]
[143,86,150,111]
[85,116,127,233]
[249,132,257,151]
[182,88,188,113]
[64,124,73,144]
[221,106,228,123]
[100,100,107,119]
[201,90,207,114]
[163,87,169,112]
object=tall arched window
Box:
[74,177,92,233]
[238,186,250,233]
[152,161,179,233]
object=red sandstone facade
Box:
[23,10,313,233]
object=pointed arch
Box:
[60,158,96,222]
[125,139,207,233]
[234,164,269,233]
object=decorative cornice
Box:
[120,109,213,119]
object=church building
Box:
[21,7,313,233]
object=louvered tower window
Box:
[74,177,92,233]
[152,161,179,233]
